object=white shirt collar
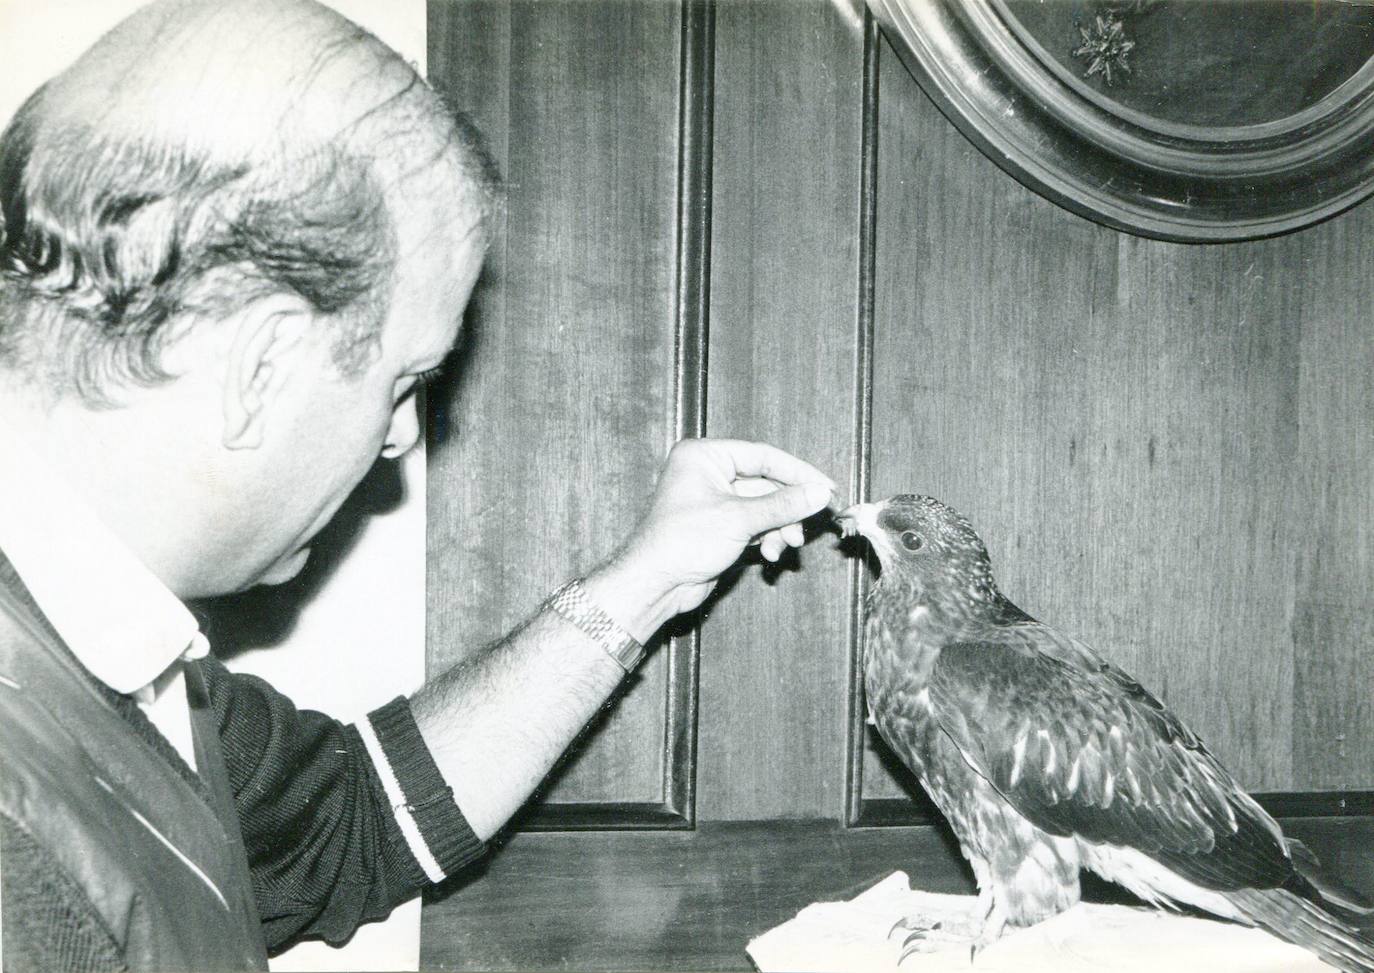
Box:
[0,413,201,695]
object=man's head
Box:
[0,0,496,402]
[0,0,499,596]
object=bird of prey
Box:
[837,494,1374,972]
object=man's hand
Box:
[585,438,836,642]
[415,438,834,841]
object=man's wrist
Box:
[581,559,679,647]
[545,579,644,673]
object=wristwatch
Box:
[545,578,645,673]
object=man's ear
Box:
[222,298,314,450]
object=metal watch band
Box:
[545,579,645,673]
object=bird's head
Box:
[836,495,1000,606]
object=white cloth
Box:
[747,871,1334,973]
[0,416,203,770]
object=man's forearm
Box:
[408,562,667,842]
[409,439,835,843]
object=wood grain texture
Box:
[416,4,1374,966]
[421,819,975,971]
[419,816,1374,971]
[425,0,682,806]
[861,30,1306,805]
[698,0,864,820]
[1292,205,1374,788]
[425,0,1374,832]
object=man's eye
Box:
[398,367,446,401]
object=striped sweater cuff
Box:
[356,697,484,884]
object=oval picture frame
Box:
[868,0,1374,242]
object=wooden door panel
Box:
[698,0,863,821]
[426,0,688,820]
[420,816,1374,970]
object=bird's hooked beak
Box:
[835,501,883,539]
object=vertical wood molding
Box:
[665,0,716,828]
[675,0,714,446]
[845,10,910,828]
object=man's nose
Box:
[381,395,421,459]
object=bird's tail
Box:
[1288,838,1374,915]
[1227,883,1374,973]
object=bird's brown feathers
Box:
[845,494,1374,972]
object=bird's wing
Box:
[926,626,1293,893]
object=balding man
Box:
[0,1,835,969]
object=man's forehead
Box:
[389,149,488,243]
[387,214,484,362]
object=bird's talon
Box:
[889,914,943,940]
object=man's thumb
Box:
[739,481,832,536]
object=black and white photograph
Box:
[1,1,1372,971]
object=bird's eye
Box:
[900,531,924,552]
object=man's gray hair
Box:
[0,0,498,404]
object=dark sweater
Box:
[2,651,484,971]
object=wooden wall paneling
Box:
[416,3,1374,967]
[1077,235,1299,788]
[856,29,1312,819]
[698,0,864,821]
[1292,204,1374,790]
[419,815,1374,970]
[421,820,973,971]
[425,0,689,823]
